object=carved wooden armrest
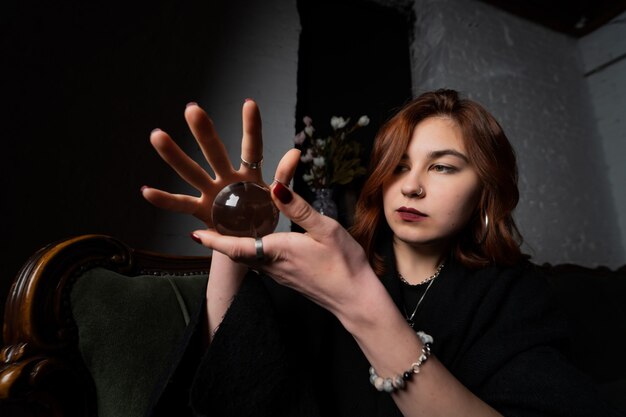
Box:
[1,235,210,417]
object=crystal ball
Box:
[211,181,278,237]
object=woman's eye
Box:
[394,164,410,173]
[432,164,456,173]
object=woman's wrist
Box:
[334,270,427,375]
[334,269,399,336]
[209,251,248,281]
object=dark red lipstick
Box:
[397,206,427,221]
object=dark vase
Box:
[311,188,338,219]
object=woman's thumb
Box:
[271,181,335,238]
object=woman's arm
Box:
[203,251,247,347]
[340,273,501,417]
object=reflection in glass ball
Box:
[211,182,278,237]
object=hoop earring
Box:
[478,213,489,244]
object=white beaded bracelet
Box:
[369,331,433,393]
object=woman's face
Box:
[382,116,482,251]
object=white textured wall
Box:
[151,0,300,255]
[579,11,626,262]
[410,0,625,267]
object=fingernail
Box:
[244,98,252,103]
[140,185,149,193]
[190,233,202,244]
[186,101,198,108]
[151,128,161,134]
[273,181,293,204]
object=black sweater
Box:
[177,256,622,416]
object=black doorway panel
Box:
[294,0,414,228]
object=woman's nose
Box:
[401,171,425,198]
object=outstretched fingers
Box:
[274,148,301,186]
[239,99,264,179]
[184,104,234,178]
[150,129,214,191]
[141,187,200,215]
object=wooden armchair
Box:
[0,235,210,417]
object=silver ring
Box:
[416,187,424,197]
[241,157,263,170]
[255,237,264,261]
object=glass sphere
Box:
[211,181,278,237]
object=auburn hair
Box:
[349,89,523,275]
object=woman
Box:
[142,90,620,416]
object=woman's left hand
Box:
[191,151,379,318]
[142,101,265,228]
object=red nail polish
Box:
[186,101,198,108]
[273,181,293,204]
[190,233,202,244]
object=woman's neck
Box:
[393,238,448,285]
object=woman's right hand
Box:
[141,100,266,228]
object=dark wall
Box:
[1,1,219,342]
[294,0,413,227]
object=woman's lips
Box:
[397,206,427,221]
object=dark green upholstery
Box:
[71,267,207,417]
